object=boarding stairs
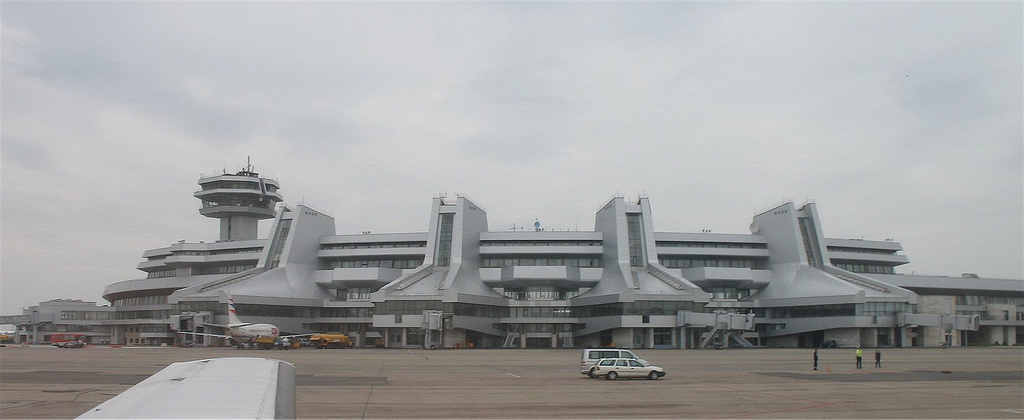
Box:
[558,332,574,349]
[503,332,521,348]
[698,326,722,349]
[728,331,753,348]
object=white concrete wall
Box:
[859,328,877,347]
[826,328,861,347]
[769,335,799,347]
[918,295,956,346]
[612,328,633,348]
[444,329,467,348]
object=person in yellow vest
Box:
[855,347,863,369]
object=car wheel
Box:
[606,371,618,380]
[648,371,659,380]
[588,368,599,378]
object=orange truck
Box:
[309,333,353,349]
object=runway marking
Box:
[505,372,520,378]
[960,409,1024,414]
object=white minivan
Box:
[580,348,649,377]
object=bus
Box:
[50,333,87,348]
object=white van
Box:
[580,348,649,376]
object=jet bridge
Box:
[422,310,453,350]
[678,311,756,349]
[898,312,979,346]
[170,312,214,346]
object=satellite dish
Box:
[749,223,760,234]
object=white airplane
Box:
[179,293,309,349]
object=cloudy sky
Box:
[2,2,1021,313]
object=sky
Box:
[2,2,1021,314]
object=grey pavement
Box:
[1,345,1021,419]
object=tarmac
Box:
[1,344,1022,419]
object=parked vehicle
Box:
[235,336,277,350]
[51,333,87,348]
[589,358,666,380]
[310,333,353,349]
[580,348,648,376]
[818,340,837,348]
[60,340,85,349]
[274,337,300,350]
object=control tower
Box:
[194,162,283,241]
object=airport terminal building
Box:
[64,167,1024,349]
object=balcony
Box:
[482,266,598,289]
[681,267,770,289]
[316,267,405,288]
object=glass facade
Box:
[955,295,1024,306]
[192,264,256,275]
[706,288,751,300]
[858,302,915,316]
[481,258,601,268]
[114,295,169,307]
[627,214,644,267]
[318,307,373,318]
[324,258,423,269]
[658,241,766,249]
[375,300,444,315]
[268,219,292,269]
[503,287,580,301]
[146,270,176,279]
[60,310,113,320]
[833,263,896,274]
[323,242,426,249]
[653,328,673,346]
[764,304,856,318]
[436,214,454,266]
[798,217,822,268]
[337,288,374,301]
[659,258,766,269]
[508,307,574,318]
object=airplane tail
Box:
[225,292,243,325]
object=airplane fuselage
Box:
[227,323,279,342]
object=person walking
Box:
[874,348,881,368]
[855,347,863,369]
[813,348,819,371]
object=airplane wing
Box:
[78,357,296,419]
[177,331,237,341]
